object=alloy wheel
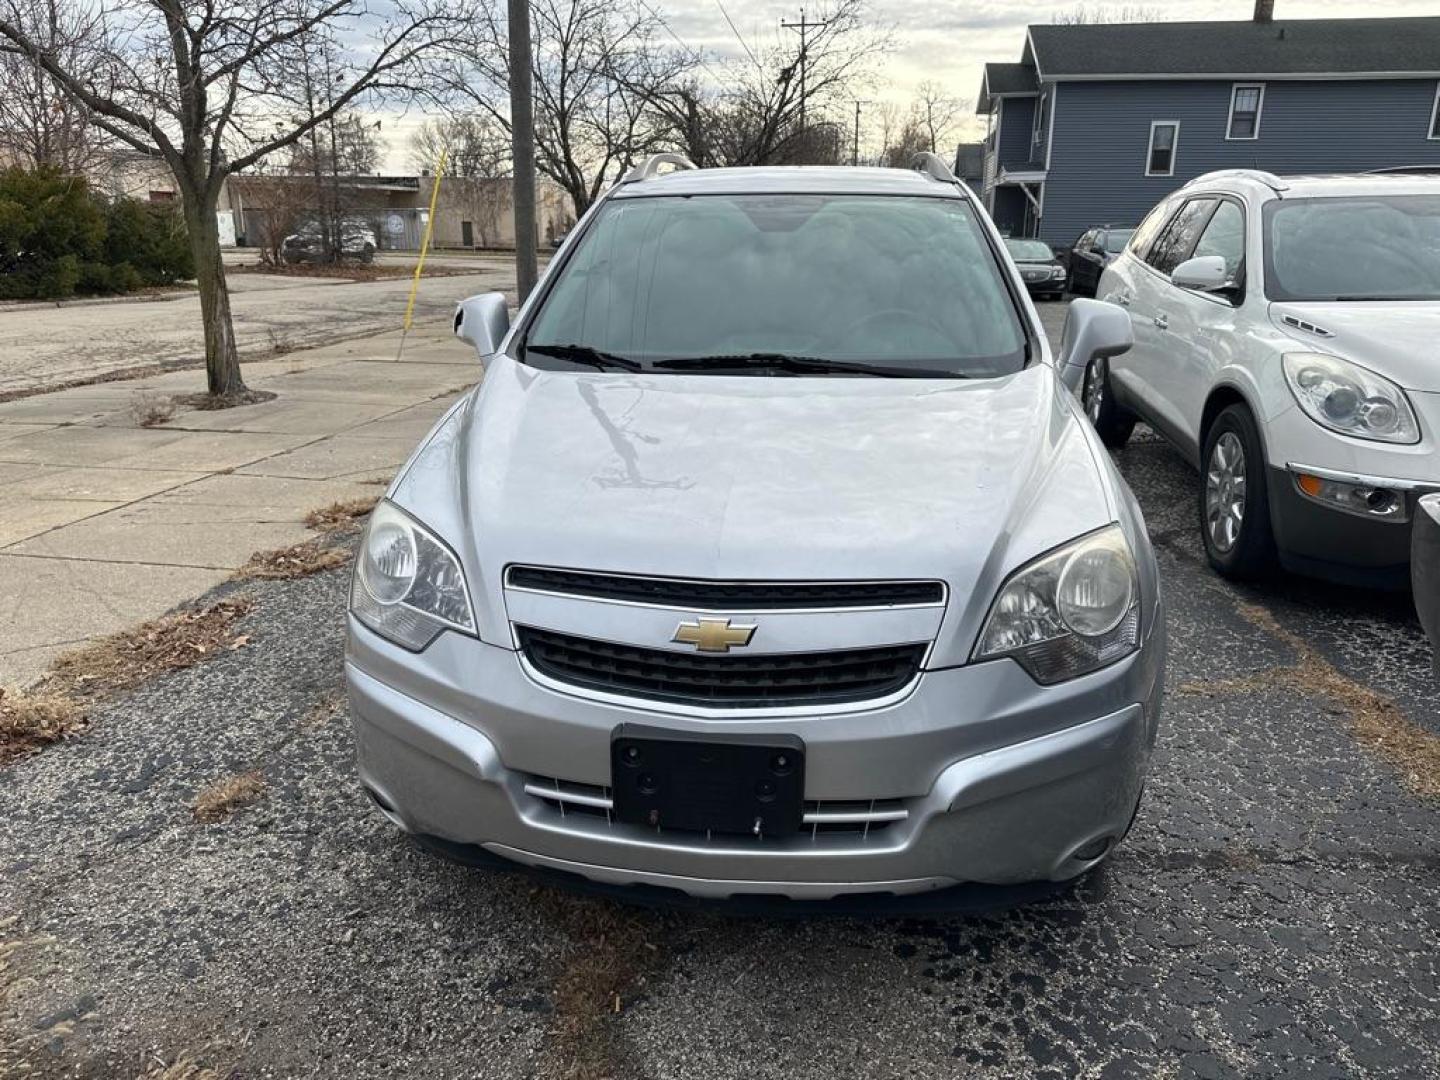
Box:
[1082,358,1106,424]
[1205,431,1247,553]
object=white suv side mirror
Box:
[1056,298,1133,394]
[453,292,510,358]
[1171,255,1230,292]
[1415,493,1440,677]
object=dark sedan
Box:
[1003,238,1067,302]
[1064,225,1135,297]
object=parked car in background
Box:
[345,154,1165,904]
[1066,226,1135,297]
[283,220,378,264]
[1087,169,1440,587]
[1004,237,1067,301]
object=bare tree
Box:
[912,80,968,156]
[449,0,691,220]
[288,113,381,176]
[694,0,889,168]
[410,114,507,179]
[0,1,105,172]
[1052,4,1158,24]
[0,0,458,399]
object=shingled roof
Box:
[1026,17,1440,79]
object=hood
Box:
[1271,301,1440,392]
[392,361,1120,653]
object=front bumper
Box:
[345,609,1165,900]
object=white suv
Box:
[1089,170,1440,587]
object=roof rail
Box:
[623,153,698,183]
[1183,168,1288,193]
[911,151,958,184]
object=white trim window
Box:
[1429,82,1440,140]
[1146,121,1179,177]
[1227,83,1265,140]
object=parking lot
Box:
[2,301,1437,1079]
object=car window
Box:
[1146,198,1218,276]
[1075,229,1095,252]
[1191,200,1245,278]
[1103,229,1135,253]
[1005,239,1055,262]
[1263,194,1440,301]
[1128,199,1178,260]
[525,194,1029,378]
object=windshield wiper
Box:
[522,342,643,372]
[654,352,966,379]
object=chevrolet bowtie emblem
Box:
[672,617,757,653]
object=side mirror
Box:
[453,292,510,357]
[1414,493,1440,678]
[1057,298,1133,394]
[1171,255,1230,292]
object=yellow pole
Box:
[395,148,447,360]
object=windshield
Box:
[1104,229,1134,253]
[524,194,1028,378]
[1005,239,1054,262]
[1264,195,1440,301]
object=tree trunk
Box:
[184,191,246,397]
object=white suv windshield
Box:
[1264,194,1440,301]
[524,194,1028,378]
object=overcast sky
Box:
[380,0,1440,172]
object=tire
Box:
[1200,403,1277,580]
[1080,355,1135,449]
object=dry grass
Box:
[192,770,267,823]
[0,687,87,766]
[50,597,254,700]
[304,495,379,535]
[1182,601,1440,798]
[130,391,175,428]
[235,538,350,580]
[172,389,278,412]
[539,892,667,1080]
[137,1044,227,1080]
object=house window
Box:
[1146,121,1179,177]
[1430,83,1440,140]
[1227,83,1264,140]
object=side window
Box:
[1191,199,1246,279]
[1145,197,1217,276]
[1129,198,1178,259]
[1146,121,1179,177]
[1075,229,1095,252]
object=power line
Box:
[781,7,831,134]
[714,0,759,69]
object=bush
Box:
[0,167,193,300]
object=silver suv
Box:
[344,155,1166,902]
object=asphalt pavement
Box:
[2,303,1437,1078]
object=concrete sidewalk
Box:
[0,324,479,687]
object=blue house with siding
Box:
[976,9,1440,246]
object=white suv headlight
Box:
[973,525,1140,685]
[350,500,475,651]
[1282,352,1419,444]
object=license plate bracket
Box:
[610,725,805,838]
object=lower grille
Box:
[517,626,925,708]
[525,775,907,840]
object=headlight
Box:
[973,525,1141,685]
[1050,266,1066,279]
[350,500,475,651]
[1282,353,1419,444]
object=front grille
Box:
[505,566,943,610]
[525,775,907,840]
[517,626,926,708]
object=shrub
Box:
[0,167,193,299]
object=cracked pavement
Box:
[2,303,1437,1078]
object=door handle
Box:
[1153,313,1169,330]
[1114,291,1131,307]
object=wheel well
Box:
[1200,386,1249,446]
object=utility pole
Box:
[781,8,827,139]
[851,99,869,166]
[508,0,539,302]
